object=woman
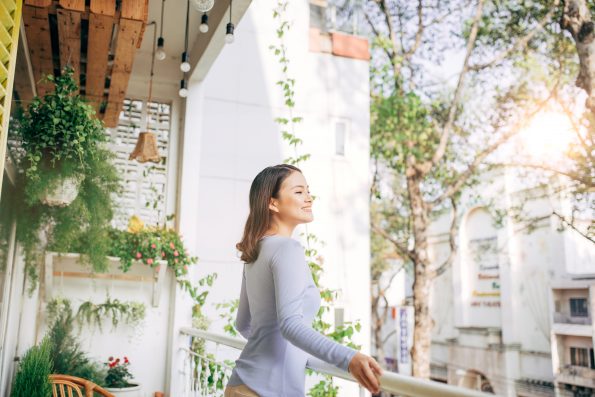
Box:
[224,164,383,397]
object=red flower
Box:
[151,243,157,249]
[174,250,179,257]
[147,258,154,265]
[108,356,114,361]
[161,251,166,257]
[169,242,175,249]
[136,252,142,259]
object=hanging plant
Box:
[76,297,146,332]
[9,67,121,292]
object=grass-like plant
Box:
[10,337,53,397]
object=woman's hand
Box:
[348,352,383,395]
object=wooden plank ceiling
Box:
[18,0,148,127]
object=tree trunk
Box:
[371,282,387,368]
[407,173,433,379]
[562,0,595,113]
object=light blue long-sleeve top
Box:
[227,236,357,396]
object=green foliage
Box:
[76,298,146,332]
[46,298,107,386]
[307,376,339,397]
[215,299,240,337]
[11,337,53,397]
[104,356,134,388]
[10,67,121,292]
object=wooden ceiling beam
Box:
[22,5,53,96]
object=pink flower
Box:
[161,251,165,257]
[183,265,188,272]
[147,258,154,265]
[174,259,178,263]
[169,242,175,249]
[136,252,142,259]
[151,243,156,249]
[174,250,179,257]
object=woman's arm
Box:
[235,266,252,339]
[271,239,357,372]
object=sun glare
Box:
[519,111,575,163]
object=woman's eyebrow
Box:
[291,185,309,189]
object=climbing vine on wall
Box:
[270,2,362,395]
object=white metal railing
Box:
[179,327,492,397]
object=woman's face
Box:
[269,171,313,225]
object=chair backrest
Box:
[49,374,115,397]
[52,379,84,397]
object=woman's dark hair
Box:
[236,164,301,263]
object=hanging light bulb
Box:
[179,79,189,98]
[225,22,235,44]
[199,13,209,33]
[225,0,234,44]
[156,37,166,60]
[191,0,214,12]
[180,52,191,72]
[156,0,167,61]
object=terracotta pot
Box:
[104,384,142,397]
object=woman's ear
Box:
[269,198,280,213]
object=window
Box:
[570,298,588,317]
[335,121,346,156]
[570,347,589,367]
[106,99,172,229]
[591,348,595,370]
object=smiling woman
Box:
[226,164,383,397]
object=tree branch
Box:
[553,211,595,244]
[420,0,485,175]
[371,222,415,263]
[488,162,594,189]
[469,1,561,71]
[403,0,424,61]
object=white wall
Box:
[180,0,371,395]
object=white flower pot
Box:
[40,175,83,207]
[105,384,142,397]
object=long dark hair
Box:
[236,164,301,263]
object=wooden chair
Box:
[49,374,114,397]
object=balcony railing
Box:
[178,327,492,397]
[556,365,595,389]
[554,312,592,325]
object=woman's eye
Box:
[296,191,302,194]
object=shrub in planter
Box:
[46,298,107,386]
[10,67,121,291]
[10,337,53,397]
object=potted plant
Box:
[10,67,121,291]
[10,337,53,397]
[104,356,141,396]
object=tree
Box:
[362,0,583,379]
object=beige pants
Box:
[224,384,260,397]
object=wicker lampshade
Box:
[129,131,161,163]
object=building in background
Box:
[377,169,594,396]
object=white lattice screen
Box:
[106,98,172,229]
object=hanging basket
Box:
[40,175,84,207]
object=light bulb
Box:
[179,80,188,98]
[200,14,209,33]
[156,37,166,61]
[191,0,214,12]
[156,48,166,61]
[180,52,191,72]
[180,62,191,72]
[225,22,235,44]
